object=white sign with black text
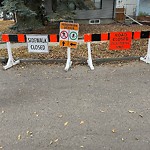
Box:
[27,35,49,53]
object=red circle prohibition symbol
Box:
[60,31,68,39]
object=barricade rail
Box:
[2,34,59,43]
[1,31,150,71]
[84,31,150,42]
[84,31,150,70]
[1,34,61,70]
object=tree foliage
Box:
[47,0,95,20]
[2,0,36,16]
[2,0,44,30]
[1,0,95,30]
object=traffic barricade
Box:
[1,34,59,70]
[1,22,79,71]
[1,31,150,71]
[84,31,150,70]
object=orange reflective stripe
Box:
[101,33,108,41]
[84,34,92,42]
[18,34,25,42]
[50,34,57,42]
[2,34,9,42]
[133,31,141,40]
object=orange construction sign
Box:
[109,32,132,50]
[59,22,79,49]
[60,22,79,30]
[59,40,69,47]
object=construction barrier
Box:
[1,34,60,70]
[84,31,150,70]
[1,34,76,71]
[2,34,59,43]
[1,31,150,71]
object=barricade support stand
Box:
[87,42,94,70]
[64,47,72,71]
[3,42,20,70]
[140,38,150,63]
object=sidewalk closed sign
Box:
[27,35,49,53]
[109,32,132,50]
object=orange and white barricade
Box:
[1,34,59,70]
[84,31,150,70]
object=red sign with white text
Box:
[109,32,132,50]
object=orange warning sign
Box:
[68,41,77,49]
[109,32,132,50]
[59,22,79,49]
[60,22,79,30]
[59,40,69,47]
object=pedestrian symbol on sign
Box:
[60,31,68,39]
[70,32,78,40]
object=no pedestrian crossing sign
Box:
[59,22,79,49]
[27,35,49,53]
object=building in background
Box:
[116,0,150,16]
[138,0,150,15]
[75,0,116,19]
[116,0,137,16]
[0,0,149,22]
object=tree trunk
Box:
[3,11,7,20]
[45,0,53,14]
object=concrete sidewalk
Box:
[0,62,150,150]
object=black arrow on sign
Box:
[70,43,76,46]
[62,41,65,46]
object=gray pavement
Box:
[0,61,150,150]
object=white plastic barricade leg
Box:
[3,42,20,70]
[87,42,94,70]
[140,38,150,63]
[64,47,72,71]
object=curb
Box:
[93,56,140,63]
[0,42,5,44]
[0,56,140,65]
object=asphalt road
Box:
[0,61,150,150]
